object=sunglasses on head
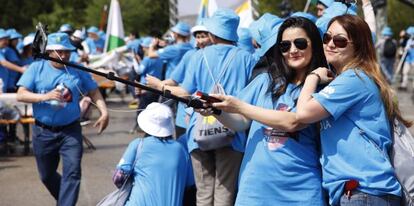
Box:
[279,38,308,53]
[322,33,351,48]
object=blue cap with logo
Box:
[6,28,22,39]
[87,26,99,34]
[171,21,191,36]
[249,13,283,57]
[0,28,10,39]
[46,32,76,51]
[204,8,240,42]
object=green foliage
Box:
[388,0,414,35]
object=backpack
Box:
[383,38,397,58]
[193,48,238,151]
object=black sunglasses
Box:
[322,33,352,48]
[279,38,308,53]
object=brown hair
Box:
[328,14,412,127]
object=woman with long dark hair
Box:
[205,17,328,205]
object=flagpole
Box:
[304,0,312,12]
[169,0,178,27]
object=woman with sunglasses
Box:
[296,14,412,206]
[202,17,328,205]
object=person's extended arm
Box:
[145,74,189,97]
[87,88,109,133]
[362,0,376,34]
[210,94,307,132]
[296,68,332,123]
[0,60,25,73]
[16,86,61,103]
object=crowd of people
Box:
[1,0,414,206]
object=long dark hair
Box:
[266,17,327,100]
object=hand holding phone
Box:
[195,91,222,104]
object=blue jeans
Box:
[340,191,401,206]
[32,122,83,206]
[380,57,395,83]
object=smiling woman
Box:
[296,14,412,206]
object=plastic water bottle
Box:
[49,83,66,108]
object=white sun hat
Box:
[137,103,174,137]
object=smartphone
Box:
[195,91,222,103]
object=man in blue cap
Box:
[147,8,256,205]
[0,28,26,93]
[148,21,193,80]
[84,26,105,55]
[376,26,397,83]
[16,32,109,206]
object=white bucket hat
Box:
[137,103,174,137]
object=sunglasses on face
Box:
[322,33,351,48]
[279,38,308,53]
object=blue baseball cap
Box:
[59,24,73,33]
[237,28,254,53]
[204,8,240,42]
[0,28,10,39]
[140,37,153,48]
[6,29,22,39]
[171,21,191,36]
[46,32,76,51]
[291,12,317,23]
[249,13,283,57]
[318,0,334,8]
[381,26,393,36]
[407,26,414,36]
[87,26,99,34]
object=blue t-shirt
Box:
[137,57,164,84]
[312,69,401,205]
[405,38,414,63]
[70,51,80,63]
[156,42,193,79]
[170,49,197,129]
[117,136,193,206]
[235,73,325,206]
[17,60,98,126]
[85,37,105,55]
[3,47,21,90]
[0,51,8,92]
[181,44,256,152]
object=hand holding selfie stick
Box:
[32,22,221,115]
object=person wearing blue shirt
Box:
[16,33,109,206]
[113,103,193,206]
[21,34,35,66]
[84,26,105,55]
[296,15,411,206]
[146,23,212,136]
[148,21,193,80]
[4,29,24,92]
[0,29,25,93]
[151,9,256,205]
[207,17,328,205]
[399,26,414,91]
[316,0,334,17]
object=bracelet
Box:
[308,72,321,84]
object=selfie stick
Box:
[32,23,221,115]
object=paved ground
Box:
[0,86,413,206]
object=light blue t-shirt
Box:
[170,49,197,129]
[117,136,193,206]
[85,37,105,55]
[235,73,325,206]
[70,51,80,63]
[312,69,401,206]
[137,57,164,84]
[181,44,256,152]
[17,60,98,126]
[406,38,414,63]
[156,42,193,79]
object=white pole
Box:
[304,0,312,12]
